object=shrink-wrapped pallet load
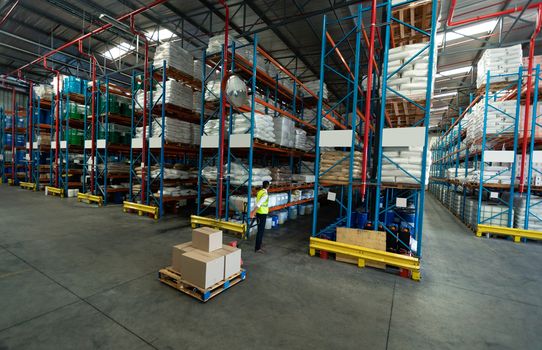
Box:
[381,147,430,185]
[274,116,295,148]
[154,42,194,77]
[476,45,522,88]
[302,80,328,100]
[136,80,193,111]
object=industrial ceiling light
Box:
[99,13,131,34]
[437,66,472,77]
[436,19,498,46]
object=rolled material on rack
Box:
[154,42,194,77]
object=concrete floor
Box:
[0,186,541,350]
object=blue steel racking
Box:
[429,65,542,242]
[0,107,4,183]
[308,0,439,281]
[195,34,322,235]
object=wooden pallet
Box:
[386,98,426,127]
[158,267,246,302]
[391,0,436,46]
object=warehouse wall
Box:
[0,87,27,112]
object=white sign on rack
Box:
[319,130,353,148]
[201,135,219,148]
[327,191,336,201]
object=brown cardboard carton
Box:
[179,250,225,289]
[192,227,223,252]
[217,245,242,279]
[171,242,195,273]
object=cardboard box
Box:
[171,242,195,273]
[192,227,222,252]
[179,250,225,289]
[336,227,386,269]
[217,245,242,279]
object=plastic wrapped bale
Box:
[274,116,295,148]
[231,113,275,143]
[229,162,272,187]
[302,80,328,100]
[205,80,221,102]
[476,45,523,88]
[294,128,307,150]
[207,34,252,61]
[381,146,431,185]
[154,42,194,77]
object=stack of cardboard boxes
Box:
[171,227,242,290]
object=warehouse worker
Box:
[251,180,270,253]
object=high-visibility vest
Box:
[256,189,269,214]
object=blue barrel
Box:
[350,211,359,226]
[400,211,416,236]
[271,215,279,228]
[357,212,368,228]
[384,211,396,225]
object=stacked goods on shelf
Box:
[519,102,542,138]
[305,108,334,130]
[170,227,242,290]
[98,124,131,145]
[293,161,315,183]
[516,154,542,185]
[154,42,194,77]
[274,116,295,148]
[207,34,252,61]
[204,80,221,102]
[466,166,512,184]
[468,100,516,143]
[97,161,129,174]
[204,113,275,143]
[294,128,307,150]
[136,79,194,111]
[301,80,328,100]
[270,166,292,183]
[385,43,436,100]
[381,147,430,185]
[229,162,272,186]
[319,151,362,183]
[476,45,522,88]
[513,195,542,230]
[34,84,53,99]
[63,76,87,94]
[135,119,199,145]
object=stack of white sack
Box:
[34,84,53,99]
[274,116,295,148]
[304,108,335,130]
[231,113,275,143]
[319,151,362,182]
[465,166,512,184]
[158,187,197,197]
[381,146,430,184]
[136,80,193,111]
[476,45,522,88]
[468,100,516,142]
[135,119,199,145]
[206,34,252,61]
[512,194,542,230]
[193,60,218,82]
[385,43,437,100]
[204,80,221,102]
[294,128,307,150]
[229,162,272,186]
[516,154,542,185]
[193,91,213,116]
[304,136,315,152]
[153,42,194,77]
[302,80,328,100]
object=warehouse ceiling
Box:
[0,0,541,131]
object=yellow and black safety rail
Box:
[77,193,103,207]
[476,224,542,243]
[123,201,159,220]
[190,215,247,238]
[20,182,37,191]
[45,186,64,197]
[309,237,421,281]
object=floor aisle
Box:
[0,186,541,349]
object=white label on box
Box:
[131,138,143,149]
[490,192,499,199]
[25,154,30,161]
[396,197,407,208]
[327,191,336,201]
[96,139,106,149]
[84,140,92,149]
[60,141,67,149]
[26,142,30,149]
[230,134,251,148]
[33,141,38,148]
[484,150,514,163]
[319,130,353,147]
[201,135,219,148]
[383,127,426,147]
[532,151,542,163]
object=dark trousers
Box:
[255,213,267,251]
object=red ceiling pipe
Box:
[520,5,542,193]
[42,58,60,188]
[0,0,19,28]
[28,81,33,182]
[447,0,541,27]
[77,40,98,194]
[7,0,166,77]
[217,0,229,219]
[129,15,150,205]
[361,0,377,201]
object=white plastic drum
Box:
[265,216,273,229]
